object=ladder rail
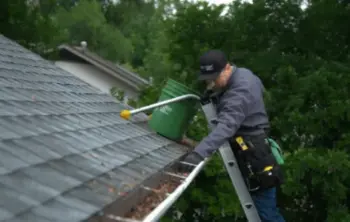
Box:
[202,102,261,222]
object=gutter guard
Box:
[142,159,209,222]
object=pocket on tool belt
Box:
[252,156,283,189]
[250,153,276,172]
[236,137,275,171]
[235,136,282,189]
[254,166,281,189]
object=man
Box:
[180,50,285,222]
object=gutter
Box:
[142,159,209,222]
[103,157,209,222]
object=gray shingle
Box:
[0,116,43,139]
[63,155,108,177]
[0,141,44,165]
[30,135,77,156]
[47,159,96,183]
[95,145,133,163]
[0,171,59,203]
[65,184,112,208]
[0,34,188,221]
[10,137,62,160]
[0,147,29,172]
[4,212,52,222]
[114,165,146,182]
[0,184,39,215]
[84,179,119,203]
[31,199,89,222]
[54,195,99,215]
[0,208,14,221]
[20,163,81,193]
[107,143,141,159]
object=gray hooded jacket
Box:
[195,67,270,158]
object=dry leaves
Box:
[124,179,181,220]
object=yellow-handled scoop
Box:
[119,94,200,120]
[120,110,131,120]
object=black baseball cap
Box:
[198,50,228,81]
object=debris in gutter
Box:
[123,178,182,220]
[164,171,187,180]
[119,191,128,197]
[107,214,142,222]
[108,187,116,193]
[110,138,197,221]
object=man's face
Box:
[206,64,232,90]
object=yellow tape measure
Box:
[263,166,273,172]
[235,136,249,150]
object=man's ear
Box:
[224,64,232,78]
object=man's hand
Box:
[177,151,204,174]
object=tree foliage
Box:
[2,0,350,221]
[54,0,133,62]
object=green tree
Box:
[297,0,350,61]
[167,1,228,86]
[54,0,133,62]
[0,0,61,55]
[104,0,156,67]
[158,1,350,221]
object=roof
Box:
[57,44,150,91]
[0,34,189,222]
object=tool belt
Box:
[230,134,284,192]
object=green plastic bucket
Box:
[149,79,199,140]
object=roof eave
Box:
[57,45,149,91]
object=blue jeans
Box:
[251,187,285,222]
